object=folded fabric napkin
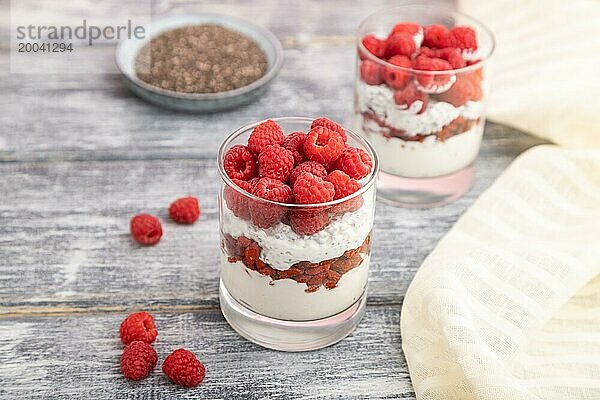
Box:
[401,146,600,399]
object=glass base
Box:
[219,279,367,352]
[377,164,474,208]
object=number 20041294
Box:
[17,42,73,52]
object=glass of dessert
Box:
[354,5,495,207]
[218,117,378,351]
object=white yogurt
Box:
[360,121,484,178]
[221,256,370,321]
[221,186,375,270]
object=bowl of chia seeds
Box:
[116,14,283,112]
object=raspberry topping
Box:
[119,311,158,345]
[311,117,347,142]
[281,131,307,165]
[130,214,162,245]
[423,24,451,49]
[258,145,294,182]
[394,83,429,114]
[303,126,345,166]
[293,172,335,204]
[289,161,328,186]
[413,55,454,90]
[450,26,477,51]
[383,55,413,90]
[223,144,258,181]
[249,177,292,228]
[334,147,373,180]
[361,34,387,59]
[385,32,417,58]
[326,170,362,200]
[120,341,158,381]
[224,179,253,220]
[360,60,384,85]
[162,348,205,388]
[247,119,285,154]
[389,22,421,37]
[435,47,467,69]
[169,196,200,224]
[290,209,331,236]
[435,73,482,107]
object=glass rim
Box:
[217,116,380,209]
[356,4,496,75]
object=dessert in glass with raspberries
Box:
[217,117,378,351]
[355,6,495,207]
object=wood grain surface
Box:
[0,0,547,398]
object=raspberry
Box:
[435,47,466,69]
[223,144,258,181]
[361,34,387,59]
[389,22,421,37]
[385,32,417,58]
[450,26,477,51]
[334,147,373,180]
[224,179,253,220]
[413,55,454,91]
[119,311,158,345]
[383,55,413,90]
[293,172,335,204]
[282,131,307,165]
[258,145,294,182]
[311,117,347,142]
[303,127,345,166]
[290,209,331,235]
[130,214,162,245]
[169,196,200,224]
[162,348,205,388]
[247,119,285,154]
[436,73,482,107]
[326,170,364,214]
[394,83,429,114]
[120,341,158,381]
[417,46,436,58]
[360,60,383,85]
[423,24,451,49]
[289,161,328,186]
[249,177,292,228]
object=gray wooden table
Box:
[0,1,546,398]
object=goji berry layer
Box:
[222,233,372,293]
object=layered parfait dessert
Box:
[354,7,494,206]
[218,118,377,326]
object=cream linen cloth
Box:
[400,1,600,399]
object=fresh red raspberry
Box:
[293,172,335,204]
[224,179,253,220]
[450,26,477,51]
[436,73,482,107]
[290,209,331,235]
[361,34,387,59]
[327,170,364,213]
[360,60,384,85]
[130,214,162,245]
[311,117,347,142]
[413,55,454,91]
[169,196,200,224]
[435,47,466,69]
[282,131,307,165]
[417,46,436,58]
[162,348,205,388]
[249,177,292,228]
[334,147,373,180]
[383,55,413,90]
[423,24,451,49]
[303,127,345,166]
[389,22,421,37]
[394,83,429,114]
[119,311,158,345]
[385,32,417,58]
[223,144,258,181]
[289,161,328,186]
[120,341,158,381]
[258,145,294,182]
[247,119,285,154]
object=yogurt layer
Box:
[221,186,375,270]
[221,256,369,321]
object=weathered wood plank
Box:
[0,306,415,399]
[0,124,547,314]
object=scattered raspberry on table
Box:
[130,214,163,245]
[120,311,158,345]
[162,348,206,388]
[169,196,201,224]
[120,341,158,381]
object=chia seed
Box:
[135,24,268,94]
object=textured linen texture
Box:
[401,146,600,399]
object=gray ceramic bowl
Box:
[115,14,283,112]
